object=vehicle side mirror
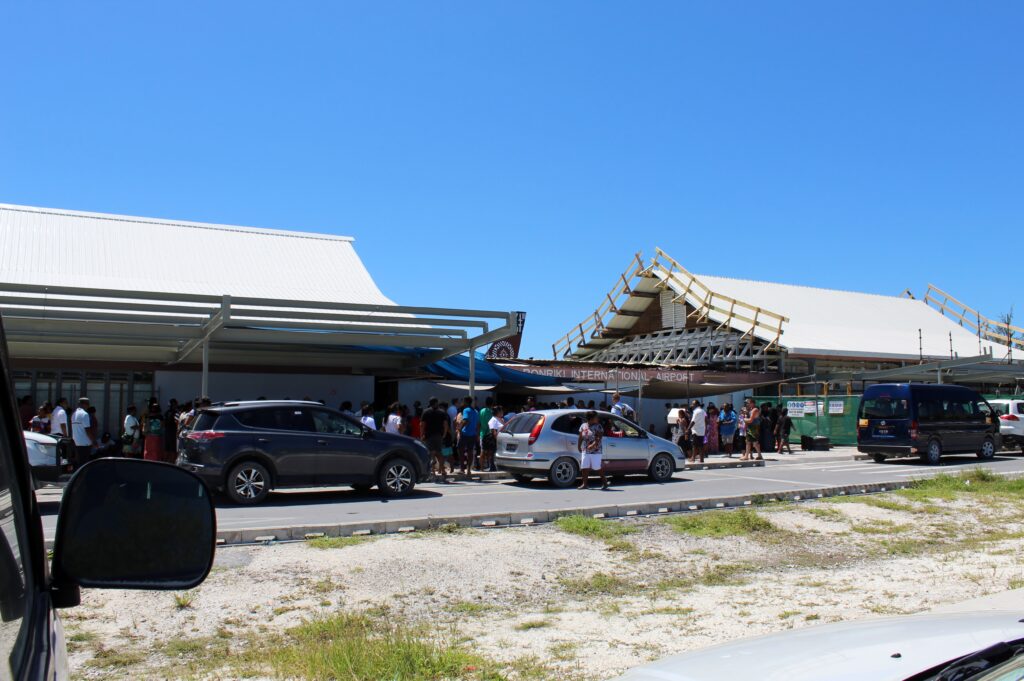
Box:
[51,459,216,607]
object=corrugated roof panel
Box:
[0,204,394,306]
[696,273,1008,360]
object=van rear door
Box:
[858,386,912,449]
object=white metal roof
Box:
[695,273,1008,360]
[0,203,394,305]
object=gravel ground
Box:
[64,489,1024,680]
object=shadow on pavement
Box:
[214,487,443,508]
[871,455,1016,467]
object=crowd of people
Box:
[669,397,793,462]
[18,394,213,468]
[17,390,797,480]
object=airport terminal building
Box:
[0,203,518,433]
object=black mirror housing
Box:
[52,459,216,603]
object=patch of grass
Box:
[173,591,195,610]
[507,654,552,680]
[1010,578,1024,590]
[273,605,298,617]
[515,619,552,631]
[805,613,821,621]
[663,509,775,537]
[548,641,579,662]
[160,636,230,660]
[312,578,337,594]
[698,563,753,587]
[642,606,695,616]
[557,516,634,540]
[851,520,910,535]
[449,601,497,616]
[67,630,97,644]
[307,535,373,550]
[897,469,1023,502]
[777,610,801,620]
[805,507,844,521]
[559,572,631,597]
[88,646,146,669]
[255,612,506,680]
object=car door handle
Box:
[316,439,329,445]
[257,437,270,443]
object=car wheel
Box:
[872,454,886,464]
[226,461,270,505]
[512,474,533,483]
[549,457,579,488]
[378,458,416,498]
[648,453,675,482]
[978,437,996,460]
[351,483,373,493]
[921,439,942,466]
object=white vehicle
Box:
[495,409,686,487]
[23,430,68,487]
[610,611,1024,681]
[989,399,1024,453]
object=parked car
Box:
[609,611,1024,680]
[988,398,1024,453]
[22,430,71,488]
[857,383,1000,464]
[0,312,216,680]
[495,409,686,487]
[176,400,431,504]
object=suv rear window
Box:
[504,413,543,435]
[859,397,909,420]
[192,412,219,431]
[234,407,315,432]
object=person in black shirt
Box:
[776,408,794,454]
[420,397,451,482]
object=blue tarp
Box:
[424,352,560,387]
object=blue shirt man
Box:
[460,404,479,439]
[719,406,738,437]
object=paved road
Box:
[37,450,1024,541]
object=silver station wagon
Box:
[495,409,686,487]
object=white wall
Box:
[397,380,494,409]
[154,371,374,408]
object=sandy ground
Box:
[64,490,1024,680]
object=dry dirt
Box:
[64,489,1024,680]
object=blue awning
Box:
[424,352,560,387]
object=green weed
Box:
[662,509,775,537]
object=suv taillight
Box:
[528,416,546,445]
[187,430,226,442]
[909,421,919,440]
[1001,414,1019,422]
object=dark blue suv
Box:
[177,401,431,504]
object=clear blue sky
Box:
[2,2,1021,359]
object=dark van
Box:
[857,384,999,464]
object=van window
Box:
[504,413,543,435]
[859,396,909,420]
[1017,403,1024,416]
[552,413,585,435]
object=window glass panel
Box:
[551,413,584,434]
[503,414,542,435]
[612,418,642,438]
[311,411,362,436]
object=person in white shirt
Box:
[122,405,142,457]
[360,404,377,431]
[50,398,69,438]
[610,392,635,420]
[384,402,403,434]
[482,406,505,472]
[71,397,96,467]
[689,400,707,464]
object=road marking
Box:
[709,471,830,486]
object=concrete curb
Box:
[214,478,916,546]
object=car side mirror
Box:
[50,459,216,608]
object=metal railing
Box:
[923,284,1024,352]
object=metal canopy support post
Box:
[201,340,209,397]
[468,344,476,400]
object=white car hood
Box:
[611,612,1024,681]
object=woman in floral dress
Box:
[705,403,720,454]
